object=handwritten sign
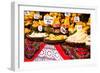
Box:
[44,16,54,25]
[76,25,82,31]
[74,16,80,22]
[60,26,66,34]
[34,13,40,19]
[38,25,43,32]
[65,12,70,16]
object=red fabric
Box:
[75,48,89,59]
[55,44,72,60]
[25,43,72,62]
[24,43,45,62]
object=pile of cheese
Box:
[66,31,90,45]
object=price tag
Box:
[60,27,66,34]
[44,16,54,25]
[38,25,43,32]
[65,12,70,16]
[74,16,80,22]
[76,25,82,31]
[34,13,40,19]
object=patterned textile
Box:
[24,38,90,62]
[34,45,63,61]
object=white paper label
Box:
[65,12,70,16]
[34,14,40,19]
[38,25,42,32]
[76,25,82,31]
[60,27,66,34]
[44,16,54,25]
[74,16,80,22]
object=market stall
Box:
[24,11,90,62]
